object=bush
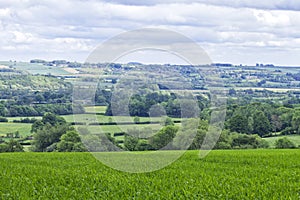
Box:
[0,140,24,152]
[113,132,125,137]
[0,117,8,122]
[275,137,296,149]
[13,118,37,123]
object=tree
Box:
[124,134,139,151]
[33,123,70,152]
[56,131,86,152]
[228,114,249,134]
[0,139,24,152]
[31,113,70,152]
[275,137,296,149]
[149,126,178,150]
[163,117,174,126]
[133,116,140,124]
[253,111,271,137]
[291,111,300,134]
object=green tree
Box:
[253,111,271,137]
[133,116,140,124]
[291,111,300,134]
[31,113,70,152]
[124,134,139,151]
[228,114,249,134]
[163,117,174,126]
[0,139,24,152]
[149,125,178,150]
[56,131,86,152]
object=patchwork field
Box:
[0,150,299,199]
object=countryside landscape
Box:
[1,0,300,199]
[0,59,299,198]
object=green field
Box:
[78,123,181,140]
[65,114,181,124]
[84,106,107,114]
[0,61,71,75]
[0,123,31,137]
[80,123,166,134]
[263,135,300,148]
[0,150,299,199]
[6,116,42,122]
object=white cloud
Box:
[0,0,299,65]
[253,10,291,27]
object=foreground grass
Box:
[0,150,299,199]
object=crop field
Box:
[264,135,300,148]
[0,123,31,137]
[0,150,299,199]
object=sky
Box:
[1,0,300,65]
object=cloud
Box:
[108,0,300,11]
[253,10,291,27]
[0,0,299,65]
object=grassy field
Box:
[0,150,299,199]
[0,61,72,75]
[0,123,31,137]
[6,116,42,122]
[80,123,166,134]
[65,114,180,124]
[84,106,107,114]
[263,135,300,148]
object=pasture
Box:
[84,106,107,114]
[0,123,31,137]
[0,150,299,199]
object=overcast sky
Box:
[1,0,300,65]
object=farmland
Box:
[0,123,31,137]
[0,150,299,199]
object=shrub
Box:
[275,137,296,149]
[0,117,8,122]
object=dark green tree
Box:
[228,114,249,134]
[253,111,271,137]
[31,113,70,152]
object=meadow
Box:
[0,123,31,137]
[0,150,299,199]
